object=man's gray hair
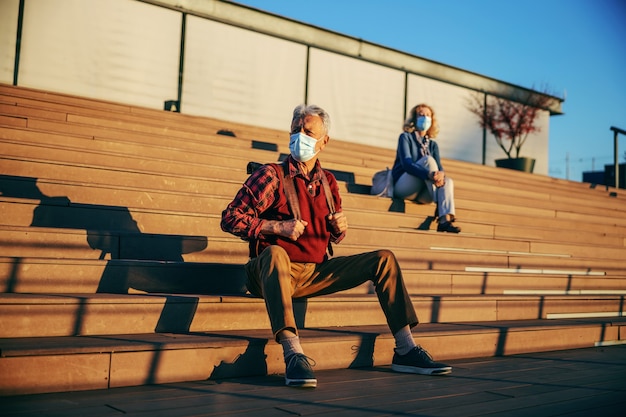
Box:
[291,104,331,135]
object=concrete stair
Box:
[1,84,625,396]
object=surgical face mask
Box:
[416,115,432,132]
[289,132,321,162]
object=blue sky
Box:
[230,0,626,182]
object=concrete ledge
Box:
[1,318,623,395]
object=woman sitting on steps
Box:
[391,103,461,233]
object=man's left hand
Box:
[328,211,348,235]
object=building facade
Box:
[0,0,564,174]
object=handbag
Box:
[370,167,394,198]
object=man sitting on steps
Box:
[220,104,451,388]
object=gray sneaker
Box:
[285,353,317,388]
[391,346,452,375]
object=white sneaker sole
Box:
[285,378,317,388]
[391,363,452,375]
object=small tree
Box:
[467,87,555,159]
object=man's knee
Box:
[376,248,394,259]
[369,249,402,288]
[374,249,399,267]
[259,245,290,263]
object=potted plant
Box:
[467,86,555,173]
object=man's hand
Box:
[275,219,308,241]
[328,211,348,235]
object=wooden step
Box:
[0,318,623,396]
[3,217,624,278]
[3,169,614,236]
[0,92,391,171]
[0,88,608,186]
[0,124,283,174]
[2,173,623,247]
[0,84,134,113]
[1,292,624,338]
[2,158,625,242]
[3,255,623,296]
[0,119,619,212]
[2,129,623,222]
[1,100,620,193]
[2,93,623,205]
[0,203,574,257]
[2,83,624,190]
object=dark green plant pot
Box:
[495,157,536,173]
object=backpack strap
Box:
[281,169,302,220]
[319,170,336,215]
[311,165,336,257]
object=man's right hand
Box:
[263,219,308,240]
[280,219,308,240]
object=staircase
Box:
[1,84,625,396]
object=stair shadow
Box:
[1,170,255,385]
[0,174,247,295]
[387,197,436,230]
[204,334,269,380]
[302,327,381,368]
[202,327,380,381]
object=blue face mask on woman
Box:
[416,116,432,132]
[289,132,320,162]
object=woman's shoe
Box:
[437,221,461,233]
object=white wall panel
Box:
[4,0,552,174]
[0,0,20,84]
[18,0,181,109]
[182,15,307,133]
[524,109,549,175]
[307,49,405,149]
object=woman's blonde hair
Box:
[403,103,440,138]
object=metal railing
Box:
[610,126,626,189]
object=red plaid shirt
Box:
[221,156,345,245]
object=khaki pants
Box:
[244,245,419,341]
